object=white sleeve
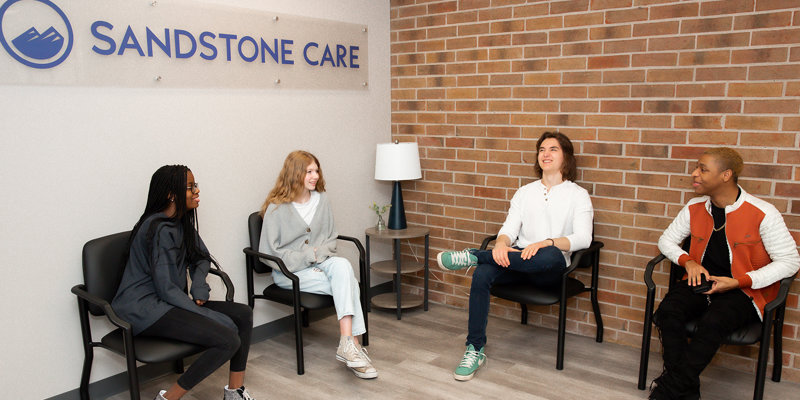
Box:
[565,188,593,251]
[747,210,800,289]
[658,204,692,266]
[497,188,524,244]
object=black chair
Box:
[479,235,605,370]
[243,211,369,375]
[637,252,796,400]
[71,231,234,400]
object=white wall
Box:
[0,1,391,398]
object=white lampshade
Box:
[374,142,422,181]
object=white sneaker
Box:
[349,348,378,379]
[336,336,369,368]
[154,390,167,400]
[224,385,255,400]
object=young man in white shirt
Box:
[437,131,594,381]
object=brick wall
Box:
[390,0,800,382]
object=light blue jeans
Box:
[273,256,366,336]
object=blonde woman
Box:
[258,150,376,379]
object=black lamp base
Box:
[388,180,407,230]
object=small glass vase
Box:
[376,214,387,230]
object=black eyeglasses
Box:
[186,182,200,193]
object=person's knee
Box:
[471,265,495,287]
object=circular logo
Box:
[0,0,73,69]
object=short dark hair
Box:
[703,147,743,183]
[533,131,577,182]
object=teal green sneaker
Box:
[453,344,486,381]
[437,249,478,271]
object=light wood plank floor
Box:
[114,303,799,400]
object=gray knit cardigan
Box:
[258,191,338,273]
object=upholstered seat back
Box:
[248,212,274,274]
[81,231,130,316]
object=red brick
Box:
[602,100,642,113]
[648,36,696,51]
[734,11,793,30]
[651,3,699,20]
[641,130,687,144]
[447,10,479,24]
[562,42,604,56]
[680,16,732,34]
[728,82,785,97]
[688,131,738,145]
[696,66,748,81]
[560,100,599,112]
[725,116,780,131]
[678,50,731,66]
[478,7,513,21]
[691,100,741,114]
[700,0,754,16]
[564,12,605,27]
[548,28,589,43]
[525,16,564,31]
[776,183,800,198]
[605,39,648,53]
[753,28,800,46]
[513,3,549,18]
[750,65,800,80]
[589,115,627,127]
[589,85,631,98]
[744,100,800,114]
[627,115,671,129]
[632,53,678,67]
[604,69,646,83]
[644,100,689,113]
[633,21,680,37]
[550,0,590,15]
[548,57,588,70]
[588,55,630,69]
[697,32,750,49]
[647,68,694,82]
[606,7,648,24]
[740,132,797,147]
[632,84,676,98]
[757,0,800,12]
[741,164,793,180]
[784,117,800,132]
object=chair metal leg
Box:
[520,304,528,325]
[753,318,773,400]
[556,299,567,370]
[122,333,141,400]
[772,307,785,382]
[638,315,653,390]
[172,359,184,374]
[302,308,310,327]
[79,347,93,400]
[294,304,305,375]
[591,288,604,343]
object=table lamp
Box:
[374,141,422,230]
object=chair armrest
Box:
[763,274,797,314]
[243,247,300,284]
[71,284,133,331]
[208,268,235,302]
[337,235,367,273]
[480,234,498,250]
[563,241,604,276]
[644,254,667,292]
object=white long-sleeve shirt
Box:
[497,180,594,265]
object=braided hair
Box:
[130,165,210,265]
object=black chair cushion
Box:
[685,320,762,345]
[82,232,131,316]
[262,284,335,309]
[490,277,586,306]
[101,329,206,364]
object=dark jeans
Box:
[140,301,253,390]
[466,246,566,350]
[653,281,759,394]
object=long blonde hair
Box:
[260,150,326,216]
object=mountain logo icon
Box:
[0,0,73,69]
[12,26,64,60]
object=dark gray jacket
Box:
[111,213,235,335]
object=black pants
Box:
[140,301,253,390]
[653,281,759,394]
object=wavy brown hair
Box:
[533,131,577,182]
[260,150,326,216]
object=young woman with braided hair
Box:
[112,165,256,400]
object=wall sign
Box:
[0,0,369,89]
